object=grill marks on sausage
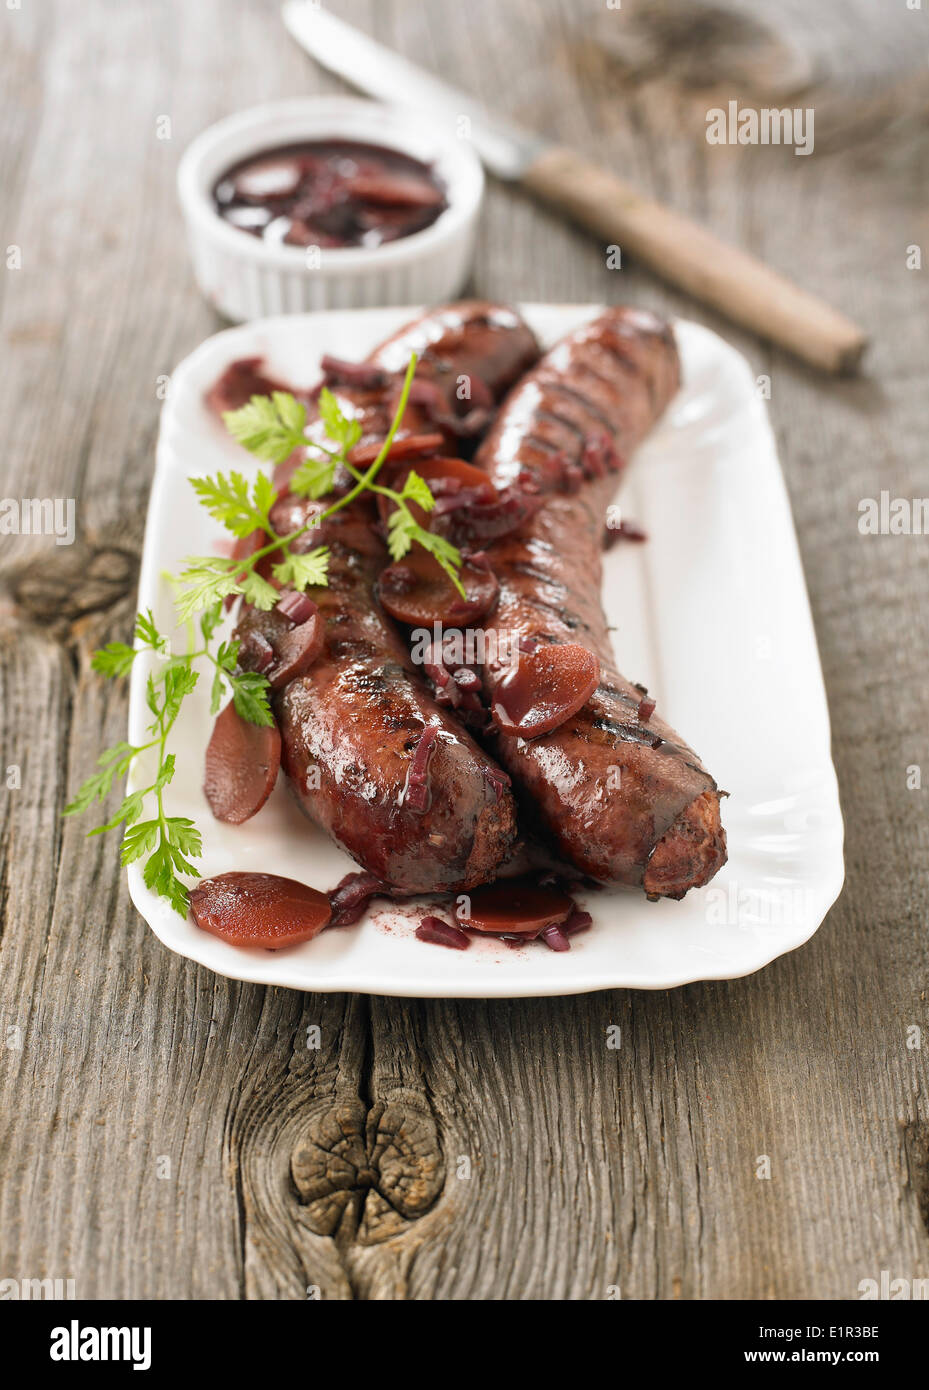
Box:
[524,431,564,457]
[511,560,563,588]
[500,519,605,639]
[543,381,617,436]
[470,308,725,890]
[588,715,669,750]
[536,406,587,442]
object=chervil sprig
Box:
[179,356,426,614]
[215,357,466,599]
[64,350,465,918]
[64,602,271,915]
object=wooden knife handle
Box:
[523,146,867,375]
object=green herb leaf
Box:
[200,601,223,644]
[91,642,137,678]
[386,509,466,596]
[210,664,225,716]
[215,639,239,672]
[145,675,160,722]
[142,838,190,916]
[164,875,190,917]
[412,527,462,570]
[289,454,337,500]
[175,557,244,619]
[385,506,416,561]
[209,638,240,715]
[135,610,166,652]
[239,569,280,612]
[162,665,199,729]
[64,742,139,816]
[154,753,176,792]
[92,610,167,678]
[121,818,160,866]
[88,788,146,836]
[317,387,362,451]
[166,817,202,860]
[400,470,435,512]
[271,546,330,592]
[230,671,274,727]
[222,393,308,464]
[190,470,276,538]
[272,391,306,435]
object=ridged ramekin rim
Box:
[177,95,484,276]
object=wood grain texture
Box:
[1,0,928,1301]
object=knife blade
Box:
[282,2,867,374]
[281,1,541,179]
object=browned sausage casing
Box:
[230,302,539,892]
[474,307,727,898]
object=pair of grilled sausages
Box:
[211,301,726,898]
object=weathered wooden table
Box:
[2,0,927,1300]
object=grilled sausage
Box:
[256,505,517,892]
[473,306,727,897]
[219,302,539,891]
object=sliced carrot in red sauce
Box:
[344,172,445,208]
[461,879,574,935]
[492,643,600,739]
[379,549,498,627]
[378,456,498,529]
[348,431,445,469]
[189,872,331,949]
[203,703,281,824]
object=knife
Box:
[282,2,866,374]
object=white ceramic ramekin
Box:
[177,97,485,322]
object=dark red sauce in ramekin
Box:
[213,139,448,250]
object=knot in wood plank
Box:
[291,1094,444,1246]
[10,542,137,628]
[578,0,815,99]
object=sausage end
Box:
[642,790,728,900]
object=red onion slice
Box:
[238,629,274,674]
[276,590,317,626]
[563,910,593,936]
[402,725,439,813]
[415,916,471,950]
[319,355,390,391]
[540,923,571,952]
[327,871,389,928]
[267,613,324,690]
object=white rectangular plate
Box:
[128,305,844,996]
